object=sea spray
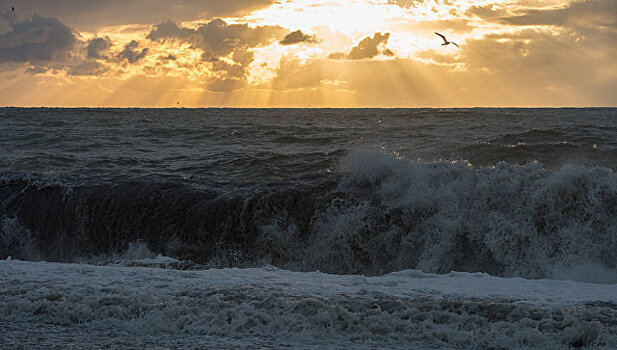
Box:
[2,150,617,281]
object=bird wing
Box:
[452,42,460,49]
[434,32,447,43]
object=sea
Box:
[1,107,617,349]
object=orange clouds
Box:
[328,33,395,60]
[0,0,615,106]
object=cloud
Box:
[67,60,107,76]
[269,10,617,107]
[117,40,148,63]
[497,1,617,27]
[271,56,447,105]
[149,18,285,91]
[465,4,508,20]
[0,15,76,63]
[149,19,285,61]
[206,77,245,92]
[417,24,616,104]
[279,30,319,45]
[466,0,617,32]
[0,14,114,76]
[327,51,345,60]
[328,32,394,60]
[2,0,616,106]
[161,54,176,61]
[24,66,47,74]
[86,36,111,59]
[386,0,425,8]
[271,55,329,90]
[147,21,194,42]
[459,29,605,88]
[1,0,277,29]
[472,1,617,64]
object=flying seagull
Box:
[435,32,460,49]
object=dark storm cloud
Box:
[279,30,319,45]
[0,14,112,76]
[86,36,112,59]
[0,0,277,29]
[0,15,76,63]
[148,19,286,91]
[117,40,148,64]
[328,32,394,60]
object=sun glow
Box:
[0,0,610,107]
[246,0,401,36]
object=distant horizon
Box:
[2,106,617,109]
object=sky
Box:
[0,0,615,107]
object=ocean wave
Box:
[454,127,617,168]
[455,141,616,169]
[2,151,617,281]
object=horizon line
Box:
[2,106,616,109]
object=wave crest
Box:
[2,151,617,281]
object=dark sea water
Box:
[2,107,617,279]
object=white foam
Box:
[287,149,617,280]
[87,241,181,268]
[1,260,616,349]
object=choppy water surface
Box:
[2,108,616,183]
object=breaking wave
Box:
[2,150,617,281]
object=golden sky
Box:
[0,0,616,107]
